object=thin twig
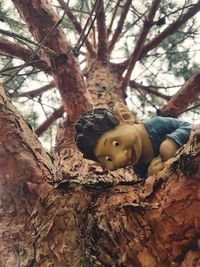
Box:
[12,80,56,98]
[57,0,96,56]
[35,106,64,136]
[129,80,171,101]
[107,0,121,37]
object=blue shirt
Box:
[133,117,193,179]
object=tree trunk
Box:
[1,83,200,266]
[1,1,200,266]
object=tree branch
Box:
[12,80,56,98]
[12,0,91,120]
[121,0,161,92]
[140,1,200,58]
[107,0,121,37]
[0,85,56,184]
[108,0,132,54]
[158,71,200,117]
[35,106,64,136]
[113,2,200,73]
[0,37,48,72]
[57,0,96,57]
[129,80,171,101]
[97,0,108,61]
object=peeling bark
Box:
[0,85,56,184]
[1,84,199,266]
[1,1,200,267]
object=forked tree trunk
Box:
[1,0,200,266]
[1,81,200,267]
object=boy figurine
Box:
[75,102,193,179]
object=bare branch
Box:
[0,37,48,71]
[35,106,64,136]
[57,0,96,57]
[108,0,132,54]
[140,1,200,58]
[129,80,171,101]
[107,0,121,37]
[97,0,108,61]
[12,80,56,98]
[0,28,37,47]
[0,27,57,56]
[114,2,200,72]
[121,0,161,92]
[158,71,200,117]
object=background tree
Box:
[0,0,200,266]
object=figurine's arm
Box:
[147,119,192,176]
[148,139,179,176]
[159,138,179,161]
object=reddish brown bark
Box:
[12,0,90,121]
[0,86,56,185]
[115,1,200,74]
[1,1,200,266]
[159,71,200,117]
[96,0,108,61]
[1,84,200,266]
[107,0,121,37]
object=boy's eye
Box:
[105,156,112,161]
[112,141,120,147]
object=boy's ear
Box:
[113,102,136,124]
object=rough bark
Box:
[1,84,200,267]
[1,1,200,267]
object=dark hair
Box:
[75,108,119,161]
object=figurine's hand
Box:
[148,155,164,176]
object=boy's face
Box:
[94,124,142,171]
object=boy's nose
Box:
[113,150,128,168]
